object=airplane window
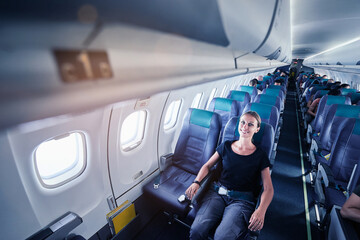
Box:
[206,88,217,110]
[164,99,182,130]
[34,132,86,188]
[191,92,203,109]
[120,110,147,151]
[231,82,237,90]
[220,85,228,97]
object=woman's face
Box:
[238,114,260,139]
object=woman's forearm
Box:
[194,165,210,182]
[340,207,360,223]
[257,187,274,213]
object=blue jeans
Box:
[190,189,256,240]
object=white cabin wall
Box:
[5,108,113,239]
[0,132,41,240]
[107,92,169,204]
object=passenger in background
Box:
[186,111,274,240]
[274,79,283,86]
[305,88,341,124]
[340,184,360,223]
[249,79,262,94]
[340,83,351,89]
[325,79,335,88]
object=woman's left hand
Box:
[248,208,265,231]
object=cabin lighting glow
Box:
[121,110,147,151]
[305,36,360,60]
[191,93,203,109]
[164,99,182,130]
[206,88,217,110]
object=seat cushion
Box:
[143,165,196,216]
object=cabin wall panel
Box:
[217,0,275,53]
[6,108,112,239]
[312,67,360,89]
[107,93,169,201]
[0,132,41,240]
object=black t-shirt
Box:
[353,185,360,197]
[216,140,270,196]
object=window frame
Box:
[164,99,183,131]
[191,92,203,109]
[120,110,148,152]
[206,88,217,110]
[33,131,87,189]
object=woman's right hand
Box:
[185,183,200,200]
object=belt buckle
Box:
[218,186,228,196]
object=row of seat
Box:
[143,75,288,228]
[296,73,360,235]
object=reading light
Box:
[305,36,360,60]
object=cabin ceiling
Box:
[292,0,360,62]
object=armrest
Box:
[27,212,82,240]
[159,153,173,171]
[328,206,360,240]
[314,162,336,205]
[309,138,322,166]
[190,170,214,207]
[318,163,336,188]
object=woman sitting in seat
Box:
[185,111,274,240]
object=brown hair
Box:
[241,111,261,128]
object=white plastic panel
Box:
[107,92,168,198]
[255,0,291,61]
[6,108,112,238]
[218,0,275,53]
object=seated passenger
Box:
[305,88,340,124]
[249,79,262,94]
[186,111,274,240]
[340,83,351,89]
[340,184,360,223]
[274,79,283,86]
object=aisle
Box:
[259,80,317,240]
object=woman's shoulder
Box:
[254,146,267,157]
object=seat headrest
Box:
[189,109,214,128]
[326,95,346,105]
[249,103,271,119]
[341,88,357,95]
[335,105,360,118]
[229,91,249,101]
[258,94,277,105]
[239,86,255,94]
[213,98,234,112]
[353,119,360,135]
